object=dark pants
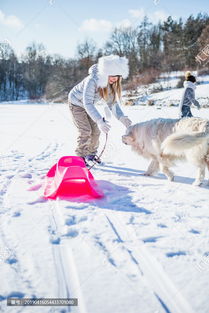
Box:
[181,105,193,118]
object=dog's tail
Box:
[161,131,209,156]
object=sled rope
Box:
[88,133,108,170]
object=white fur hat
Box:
[97,55,129,87]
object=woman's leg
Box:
[69,104,92,157]
[181,105,193,118]
[88,116,101,155]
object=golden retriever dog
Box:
[122,117,209,186]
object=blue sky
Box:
[0,0,208,59]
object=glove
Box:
[119,116,132,128]
[98,118,111,133]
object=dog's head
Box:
[122,126,135,145]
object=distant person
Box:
[179,71,200,118]
[68,55,132,166]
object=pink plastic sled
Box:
[43,156,104,200]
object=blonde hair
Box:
[185,71,192,80]
[98,76,122,102]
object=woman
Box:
[68,55,132,166]
[179,71,200,118]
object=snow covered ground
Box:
[0,101,209,313]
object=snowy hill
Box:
[124,72,209,108]
[0,99,209,313]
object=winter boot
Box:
[82,157,90,168]
[86,154,102,164]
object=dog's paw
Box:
[192,180,202,186]
[143,172,151,176]
[167,173,174,181]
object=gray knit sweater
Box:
[68,64,125,123]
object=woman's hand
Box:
[120,116,132,128]
[98,118,111,133]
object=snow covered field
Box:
[0,101,209,313]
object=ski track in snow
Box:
[1,103,209,312]
[104,213,195,313]
[0,139,64,312]
[50,193,197,313]
[53,199,163,313]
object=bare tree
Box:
[22,42,51,99]
[76,39,97,70]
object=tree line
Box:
[0,13,209,102]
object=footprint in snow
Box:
[50,237,61,245]
[157,223,167,228]
[19,173,32,179]
[166,251,187,258]
[12,211,21,217]
[127,216,135,225]
[189,229,201,234]
[48,226,61,245]
[0,295,5,301]
[143,236,162,243]
[6,174,14,179]
[5,257,18,264]
[7,291,25,298]
[0,291,25,302]
[65,215,87,226]
[203,252,209,257]
[64,229,79,238]
[27,197,47,205]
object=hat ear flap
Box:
[97,74,108,88]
